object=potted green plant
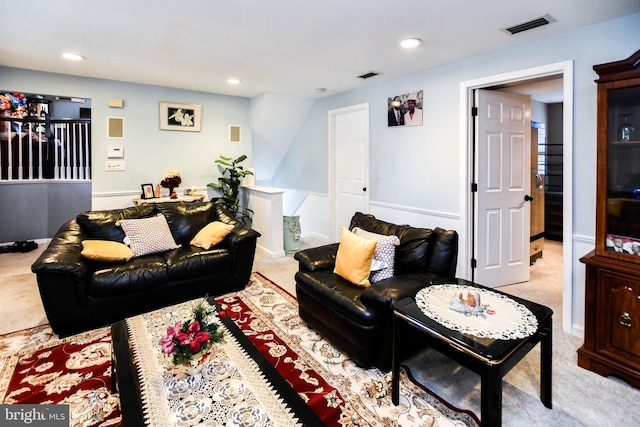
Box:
[208,155,254,224]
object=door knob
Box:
[362,187,367,192]
[524,195,534,202]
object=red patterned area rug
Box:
[216,272,479,427]
[0,325,121,426]
[0,272,479,426]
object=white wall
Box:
[272,12,640,336]
[2,12,639,335]
[250,93,316,186]
[0,68,252,209]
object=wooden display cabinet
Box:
[579,49,640,387]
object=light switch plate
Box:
[105,161,126,171]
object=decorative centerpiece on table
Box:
[160,170,182,198]
[158,299,225,377]
[450,289,485,315]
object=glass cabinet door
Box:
[604,83,640,257]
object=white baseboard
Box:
[256,244,285,259]
[1,238,51,246]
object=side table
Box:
[391,278,553,427]
[133,194,205,205]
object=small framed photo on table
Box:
[141,183,155,199]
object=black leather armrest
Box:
[226,224,261,287]
[31,220,89,284]
[294,243,339,272]
[227,225,261,247]
[215,205,261,287]
[360,272,444,308]
[213,203,261,247]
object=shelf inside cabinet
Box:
[581,48,640,388]
[610,140,640,145]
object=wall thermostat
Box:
[107,146,124,158]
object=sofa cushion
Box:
[334,227,377,287]
[77,205,157,241]
[156,202,216,245]
[118,215,180,257]
[296,270,379,327]
[88,254,169,297]
[350,212,434,275]
[352,227,400,282]
[190,221,235,249]
[165,246,231,281]
[426,228,459,278]
[81,240,134,262]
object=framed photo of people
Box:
[141,183,155,199]
[387,90,423,127]
[606,234,640,256]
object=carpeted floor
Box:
[2,241,640,425]
[1,274,478,427]
[218,273,479,426]
[0,246,48,335]
[0,325,121,425]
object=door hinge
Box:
[471,258,477,268]
[471,106,478,117]
[471,182,478,193]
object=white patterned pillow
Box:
[117,215,180,257]
[352,227,400,282]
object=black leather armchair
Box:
[294,212,458,371]
[32,201,260,337]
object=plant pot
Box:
[170,351,212,378]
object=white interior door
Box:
[475,89,531,287]
[329,103,369,241]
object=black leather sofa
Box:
[31,201,260,337]
[294,212,458,371]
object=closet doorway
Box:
[460,61,573,332]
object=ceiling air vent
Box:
[504,14,555,35]
[358,72,380,79]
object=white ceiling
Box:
[2,1,639,99]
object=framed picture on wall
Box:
[107,117,124,138]
[387,90,423,127]
[159,102,202,132]
[141,183,155,199]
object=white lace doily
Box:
[125,299,302,427]
[414,284,538,340]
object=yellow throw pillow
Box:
[81,240,134,262]
[190,221,235,249]
[334,227,377,287]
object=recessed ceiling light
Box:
[62,52,84,61]
[227,78,241,85]
[400,38,422,49]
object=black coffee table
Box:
[391,278,553,427]
[111,298,324,426]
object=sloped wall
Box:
[250,93,315,186]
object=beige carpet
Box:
[2,241,640,425]
[0,245,48,335]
